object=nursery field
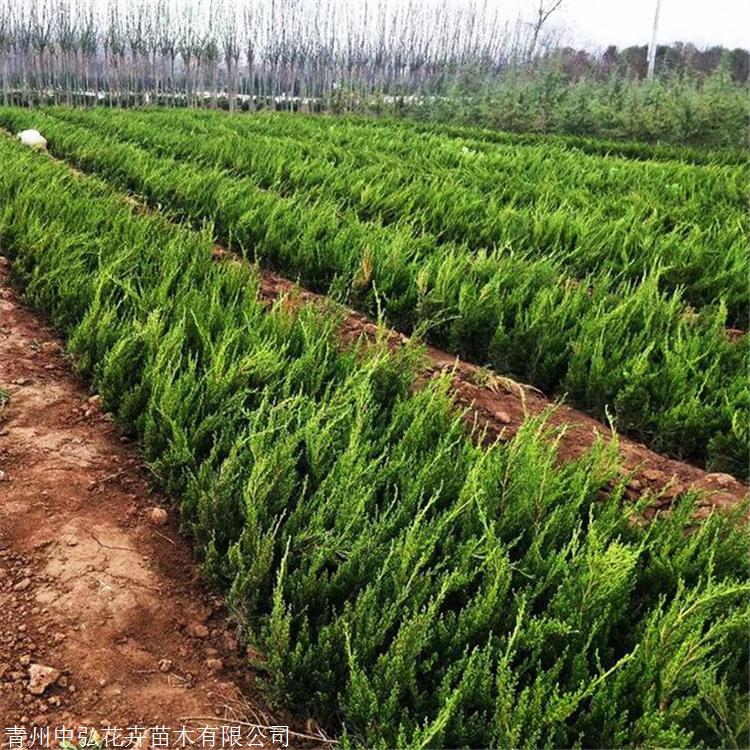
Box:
[0,106,747,477]
[0,111,747,746]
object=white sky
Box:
[510,0,750,50]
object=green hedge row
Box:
[2,107,746,476]
[59,106,748,320]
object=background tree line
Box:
[0,0,747,147]
[543,43,748,84]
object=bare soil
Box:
[0,257,324,746]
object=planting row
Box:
[1,131,747,750]
[368,115,750,168]
[124,106,750,168]
[57,106,748,319]
[2,107,746,476]
[130,106,749,222]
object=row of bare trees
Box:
[0,0,566,110]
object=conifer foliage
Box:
[1,106,746,476]
[0,132,746,748]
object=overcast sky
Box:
[97,0,750,51]
[513,0,750,50]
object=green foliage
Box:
[50,105,750,320]
[1,106,745,476]
[401,70,750,152]
[0,135,747,749]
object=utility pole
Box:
[646,0,662,79]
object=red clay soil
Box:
[251,256,748,519]
[0,256,327,746]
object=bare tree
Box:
[221,9,240,111]
[527,0,564,61]
[0,0,589,111]
[0,1,12,104]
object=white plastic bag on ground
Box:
[17,129,47,150]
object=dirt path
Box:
[0,257,323,745]
[253,261,748,519]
